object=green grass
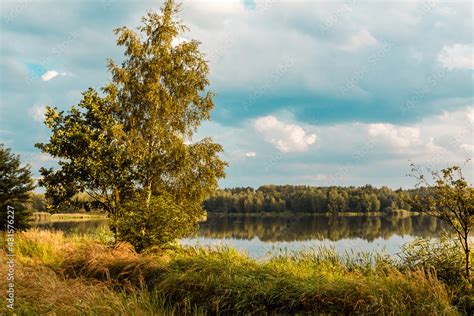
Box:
[3,230,470,315]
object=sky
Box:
[0,0,473,189]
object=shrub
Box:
[399,236,473,314]
[116,194,201,252]
[399,236,467,286]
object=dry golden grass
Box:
[58,243,458,315]
[0,251,194,315]
[1,230,466,315]
[61,241,171,289]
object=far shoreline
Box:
[31,209,421,223]
[206,209,419,217]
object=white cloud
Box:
[466,107,474,124]
[37,152,56,162]
[193,106,473,187]
[245,151,256,157]
[302,174,329,181]
[460,143,474,154]
[171,36,188,48]
[28,105,46,122]
[368,123,421,149]
[434,6,457,16]
[254,116,317,153]
[175,0,473,101]
[437,44,473,70]
[340,29,377,51]
[2,0,474,188]
[366,106,474,159]
[41,70,59,81]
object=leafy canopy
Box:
[36,0,227,249]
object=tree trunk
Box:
[112,187,121,243]
[111,221,118,243]
[465,236,470,280]
[113,187,120,208]
[145,181,152,207]
[466,250,470,280]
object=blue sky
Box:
[1,0,473,189]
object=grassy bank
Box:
[31,211,417,222]
[1,230,471,315]
[32,212,107,222]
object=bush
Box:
[399,236,469,287]
[116,194,203,252]
[399,236,473,314]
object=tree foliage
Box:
[0,145,35,230]
[36,88,134,224]
[28,192,48,213]
[204,185,412,214]
[409,160,473,281]
[117,193,202,252]
[36,0,226,249]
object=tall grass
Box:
[0,259,200,315]
[59,244,456,314]
[399,236,473,314]
[1,230,467,315]
[14,229,68,266]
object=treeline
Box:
[203,185,417,214]
[28,192,96,213]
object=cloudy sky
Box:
[1,0,473,189]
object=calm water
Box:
[33,214,450,259]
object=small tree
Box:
[409,160,473,280]
[36,0,227,249]
[0,145,36,230]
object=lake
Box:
[33,214,450,259]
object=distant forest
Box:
[203,185,421,214]
[31,185,424,215]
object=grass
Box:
[151,249,455,315]
[1,230,471,315]
[398,236,474,312]
[32,212,107,222]
[0,261,201,315]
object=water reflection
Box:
[32,215,452,259]
[195,214,450,242]
[32,215,449,241]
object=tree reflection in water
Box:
[33,215,450,242]
[196,215,450,242]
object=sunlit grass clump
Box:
[1,230,470,315]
